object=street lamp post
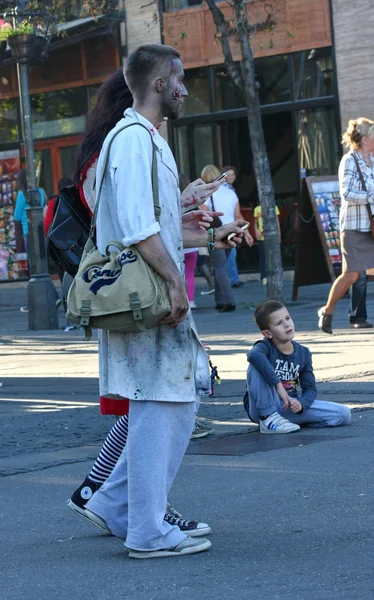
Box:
[17,62,59,329]
[9,4,59,330]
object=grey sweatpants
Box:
[210,248,235,306]
[86,399,197,551]
[244,366,351,427]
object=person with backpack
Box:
[67,45,246,559]
[66,62,245,555]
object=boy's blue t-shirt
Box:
[247,337,317,409]
[14,188,45,236]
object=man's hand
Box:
[289,399,303,414]
[244,229,254,247]
[160,276,189,328]
[181,178,223,213]
[182,210,223,231]
[275,383,291,411]
[214,220,249,249]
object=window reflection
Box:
[294,47,334,99]
[255,55,291,104]
[30,87,88,139]
[180,68,210,116]
[296,107,339,176]
[0,98,19,143]
[214,64,244,111]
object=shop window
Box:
[193,124,214,177]
[176,126,191,181]
[180,68,210,116]
[214,65,245,111]
[0,98,19,143]
[255,55,291,104]
[164,0,202,10]
[296,106,339,177]
[30,87,88,139]
[294,47,334,100]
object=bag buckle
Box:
[80,300,91,326]
[129,292,143,322]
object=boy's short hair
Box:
[124,44,181,100]
[254,300,286,330]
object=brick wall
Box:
[332,0,374,131]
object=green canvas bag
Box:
[66,122,171,340]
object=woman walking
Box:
[318,118,374,334]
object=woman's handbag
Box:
[209,194,222,228]
[66,122,171,340]
[352,152,374,239]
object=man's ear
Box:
[154,77,164,93]
[262,329,272,339]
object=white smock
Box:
[94,108,210,403]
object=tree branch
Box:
[205,0,244,90]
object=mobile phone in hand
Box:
[227,223,249,241]
[214,172,229,183]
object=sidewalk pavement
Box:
[1,276,374,598]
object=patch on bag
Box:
[82,250,138,294]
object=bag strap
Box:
[90,121,160,240]
[352,151,374,219]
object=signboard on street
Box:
[293,176,341,300]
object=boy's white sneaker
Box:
[260,412,300,434]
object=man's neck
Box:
[132,101,164,128]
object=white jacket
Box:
[94,108,210,402]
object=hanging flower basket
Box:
[8,33,46,65]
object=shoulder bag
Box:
[66,122,171,340]
[209,194,222,228]
[351,152,374,239]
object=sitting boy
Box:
[243,300,351,434]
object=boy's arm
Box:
[247,342,280,387]
[298,349,317,410]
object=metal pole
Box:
[16,62,59,330]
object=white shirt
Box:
[94,108,210,402]
[205,182,238,225]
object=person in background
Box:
[253,199,281,285]
[222,165,246,288]
[201,164,253,312]
[14,169,61,313]
[197,247,215,295]
[349,271,372,328]
[179,174,198,309]
[318,118,374,334]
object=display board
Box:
[0,150,28,281]
[292,176,341,300]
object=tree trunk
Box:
[234,2,283,301]
[205,0,284,301]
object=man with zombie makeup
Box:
[83,44,246,559]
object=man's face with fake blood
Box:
[161,58,188,120]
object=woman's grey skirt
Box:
[341,230,374,272]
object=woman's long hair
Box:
[75,68,133,183]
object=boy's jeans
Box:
[244,366,351,428]
[349,271,367,324]
[226,248,240,285]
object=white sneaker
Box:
[82,508,113,534]
[189,300,197,309]
[259,412,300,434]
[262,278,267,285]
[128,536,211,559]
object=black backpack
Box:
[46,185,91,277]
